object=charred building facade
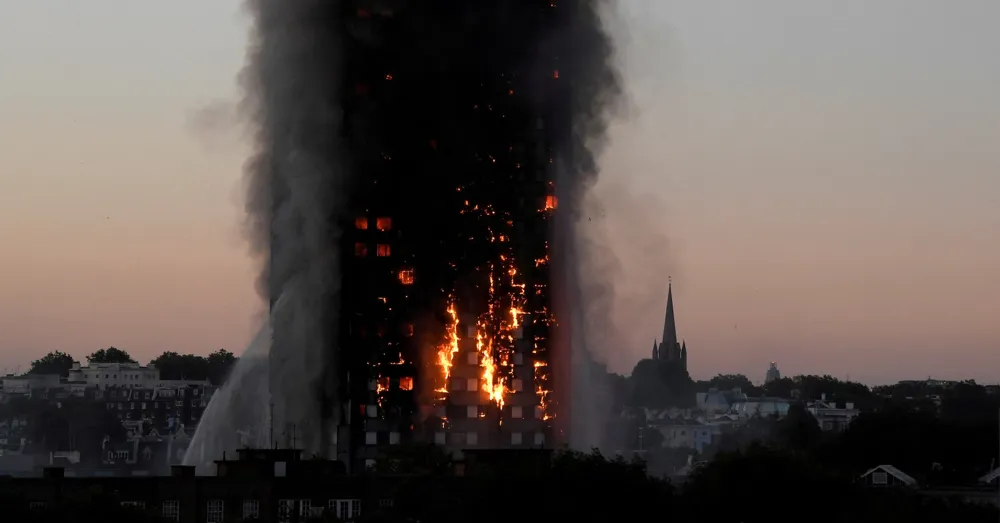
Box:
[302,1,597,469]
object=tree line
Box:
[27,347,238,386]
[696,372,1000,418]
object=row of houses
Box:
[2,361,211,395]
[0,362,216,477]
[629,388,861,453]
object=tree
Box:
[699,373,759,394]
[29,351,75,377]
[681,445,998,523]
[151,351,204,381]
[87,347,137,364]
[206,349,238,385]
[149,351,237,385]
[772,403,822,451]
[627,358,695,408]
[760,376,795,398]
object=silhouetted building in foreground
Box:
[2,447,556,522]
[652,282,688,371]
[5,449,383,522]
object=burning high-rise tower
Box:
[189,0,620,472]
[330,1,575,469]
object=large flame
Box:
[433,196,554,426]
[436,304,460,394]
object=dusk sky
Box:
[1,1,997,384]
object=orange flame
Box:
[436,304,460,393]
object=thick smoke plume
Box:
[547,1,624,450]
[188,0,345,466]
[190,0,626,464]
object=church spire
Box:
[661,279,678,356]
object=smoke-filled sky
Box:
[1,0,998,384]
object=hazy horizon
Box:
[1,0,998,385]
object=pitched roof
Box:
[861,464,917,486]
[979,467,999,484]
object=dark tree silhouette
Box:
[206,349,238,385]
[628,358,695,408]
[760,376,795,397]
[87,347,137,364]
[149,350,238,385]
[29,351,75,377]
[681,444,998,523]
[772,403,823,452]
[697,373,759,394]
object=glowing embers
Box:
[375,376,390,409]
[355,217,369,230]
[376,217,392,231]
[553,69,559,79]
[399,377,414,391]
[398,269,415,285]
[376,244,391,257]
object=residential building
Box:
[806,397,859,432]
[2,373,61,395]
[695,388,746,414]
[859,464,918,488]
[727,397,790,419]
[68,362,210,390]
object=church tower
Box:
[654,281,688,371]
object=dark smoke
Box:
[190,0,624,464]
[547,2,624,450]
[188,0,347,465]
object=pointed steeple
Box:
[652,340,658,360]
[661,280,678,358]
